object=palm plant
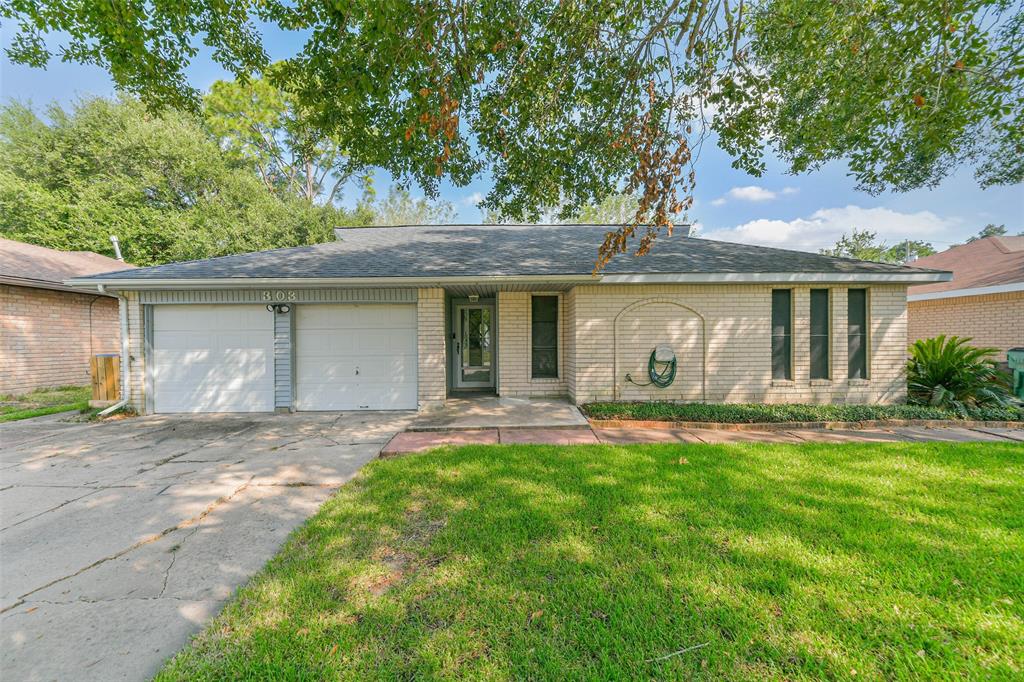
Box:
[906,336,1012,416]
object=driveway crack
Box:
[0,489,103,533]
[1,474,256,614]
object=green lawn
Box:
[158,442,1024,680]
[0,385,90,423]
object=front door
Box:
[453,303,495,389]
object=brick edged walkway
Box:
[380,424,1024,456]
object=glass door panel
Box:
[455,305,494,388]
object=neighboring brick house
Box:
[907,236,1024,362]
[0,238,134,395]
[67,225,950,414]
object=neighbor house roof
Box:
[68,224,950,288]
[0,237,135,295]
[908,236,1024,301]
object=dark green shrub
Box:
[582,401,1022,423]
[906,335,1013,416]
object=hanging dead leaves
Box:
[597,83,695,272]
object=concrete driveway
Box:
[0,411,413,681]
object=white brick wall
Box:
[567,283,908,405]
[496,291,569,398]
[124,292,145,412]
[417,287,447,406]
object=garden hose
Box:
[625,348,677,388]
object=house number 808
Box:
[262,290,297,302]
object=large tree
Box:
[821,229,936,263]
[0,97,371,265]
[205,69,360,205]
[4,1,1021,266]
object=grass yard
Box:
[158,442,1024,680]
[0,385,90,422]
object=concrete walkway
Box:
[381,423,1024,455]
[1,411,413,682]
[411,396,589,430]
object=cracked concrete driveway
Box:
[0,411,413,681]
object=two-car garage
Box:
[149,301,417,413]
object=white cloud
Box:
[727,185,778,202]
[700,205,961,252]
[460,191,484,206]
[710,184,800,206]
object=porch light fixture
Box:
[267,303,291,314]
[468,294,479,302]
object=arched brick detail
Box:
[612,298,707,401]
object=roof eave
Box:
[908,281,1024,302]
[2,274,117,296]
[66,270,951,290]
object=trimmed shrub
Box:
[582,401,1023,423]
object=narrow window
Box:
[531,296,558,378]
[809,289,830,379]
[847,288,868,379]
[771,289,792,380]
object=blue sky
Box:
[2,26,1021,254]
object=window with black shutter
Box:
[531,296,558,378]
[810,289,830,379]
[847,288,868,379]
[771,289,792,380]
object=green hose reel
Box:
[625,345,677,388]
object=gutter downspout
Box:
[97,284,131,416]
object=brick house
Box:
[907,236,1024,362]
[0,238,134,395]
[67,225,950,414]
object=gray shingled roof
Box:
[73,224,947,281]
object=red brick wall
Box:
[908,291,1024,361]
[0,284,121,395]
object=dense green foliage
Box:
[0,98,371,265]
[906,335,1014,415]
[583,400,1023,423]
[3,2,1020,264]
[157,442,1024,679]
[205,70,359,204]
[820,228,936,263]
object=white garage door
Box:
[295,304,417,410]
[152,305,274,413]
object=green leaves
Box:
[0,97,369,265]
[2,1,1021,263]
[820,228,936,263]
[906,335,1013,416]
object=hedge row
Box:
[582,401,1024,424]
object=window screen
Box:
[771,289,792,380]
[531,296,558,378]
[810,289,830,379]
[848,289,868,379]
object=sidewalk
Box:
[380,423,1024,456]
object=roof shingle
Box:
[0,237,134,292]
[71,224,947,282]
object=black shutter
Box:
[771,289,792,380]
[847,289,868,379]
[810,289,830,379]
